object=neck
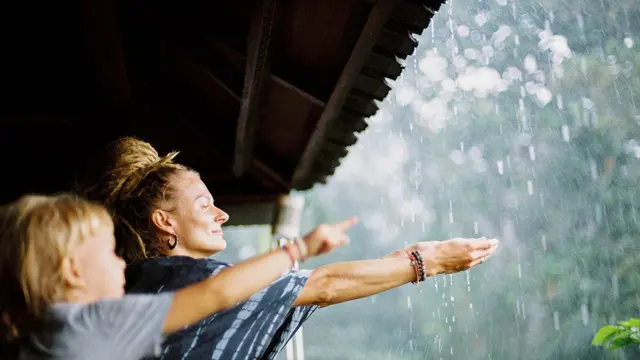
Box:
[63,289,98,305]
[168,246,216,259]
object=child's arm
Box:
[84,247,302,358]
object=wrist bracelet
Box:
[406,250,426,283]
[411,250,426,282]
[293,237,309,260]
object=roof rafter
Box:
[233,0,281,177]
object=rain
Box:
[222,0,640,358]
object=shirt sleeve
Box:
[75,293,174,358]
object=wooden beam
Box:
[253,159,290,190]
[233,0,281,177]
[210,39,325,107]
[159,43,291,193]
[291,0,396,188]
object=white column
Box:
[271,194,306,360]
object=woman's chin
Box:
[209,237,227,252]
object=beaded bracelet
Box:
[279,237,308,265]
[406,250,426,283]
[411,250,426,282]
[293,237,309,260]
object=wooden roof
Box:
[0,0,446,216]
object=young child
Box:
[0,193,353,360]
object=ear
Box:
[60,255,85,289]
[151,208,176,236]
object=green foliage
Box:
[593,318,640,350]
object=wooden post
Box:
[271,194,306,360]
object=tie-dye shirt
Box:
[125,256,318,360]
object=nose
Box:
[214,206,229,224]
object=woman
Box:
[81,137,499,360]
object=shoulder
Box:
[125,256,231,292]
[127,256,230,274]
[24,296,173,360]
[48,295,172,327]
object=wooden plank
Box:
[233,0,281,177]
[291,0,396,188]
[210,39,325,107]
[161,42,292,192]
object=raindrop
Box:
[589,158,598,180]
[457,25,470,37]
[581,303,589,326]
[524,55,537,73]
[517,263,523,278]
[448,200,454,223]
[624,37,634,48]
[556,94,564,109]
[561,125,570,142]
[528,145,536,161]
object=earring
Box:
[167,235,179,250]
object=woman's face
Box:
[163,171,229,258]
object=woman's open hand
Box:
[412,237,499,276]
[302,217,359,257]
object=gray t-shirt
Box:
[19,293,174,360]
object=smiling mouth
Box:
[212,230,224,236]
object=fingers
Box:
[463,237,500,251]
[466,247,497,269]
[333,217,359,232]
[470,248,496,263]
[341,234,351,245]
[468,252,492,267]
[317,234,350,255]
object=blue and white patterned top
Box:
[125,256,318,360]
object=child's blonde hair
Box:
[0,193,113,352]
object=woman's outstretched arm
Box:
[293,238,499,307]
[162,218,358,334]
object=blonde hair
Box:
[0,193,112,351]
[78,136,191,263]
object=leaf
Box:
[592,326,623,346]
[618,318,640,328]
[608,332,636,350]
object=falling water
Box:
[296,0,640,358]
